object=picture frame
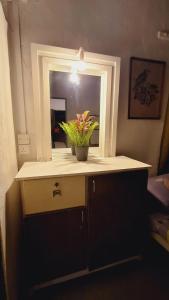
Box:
[128,57,166,119]
[50,98,67,113]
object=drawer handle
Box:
[53,190,61,197]
[92,179,95,193]
[54,182,59,187]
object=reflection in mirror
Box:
[50,71,100,149]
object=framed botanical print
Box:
[128,57,166,119]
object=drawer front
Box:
[21,176,86,215]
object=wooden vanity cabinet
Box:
[87,170,148,270]
[21,169,148,288]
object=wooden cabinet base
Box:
[21,169,149,291]
[29,255,141,293]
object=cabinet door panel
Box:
[88,170,148,269]
[23,207,87,285]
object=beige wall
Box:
[0,2,21,299]
[9,0,169,174]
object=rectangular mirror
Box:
[49,71,101,149]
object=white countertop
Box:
[15,148,151,181]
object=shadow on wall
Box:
[5,181,22,300]
[0,225,6,299]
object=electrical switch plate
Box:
[18,145,30,155]
[18,134,30,145]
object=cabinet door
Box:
[88,170,148,270]
[23,207,87,286]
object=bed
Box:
[147,174,169,251]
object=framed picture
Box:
[128,57,166,119]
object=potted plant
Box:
[60,111,98,161]
[73,111,98,161]
[59,121,77,155]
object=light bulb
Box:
[69,47,86,84]
[77,60,86,71]
[72,60,86,72]
[69,72,80,85]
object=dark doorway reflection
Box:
[50,99,67,148]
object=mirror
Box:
[31,44,120,160]
[49,71,101,149]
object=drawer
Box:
[21,176,86,215]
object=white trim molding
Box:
[31,43,121,161]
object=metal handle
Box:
[80,210,84,229]
[92,178,95,193]
[81,210,84,225]
[53,189,61,197]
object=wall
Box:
[0,2,21,300]
[50,71,100,121]
[159,96,169,173]
[9,0,169,174]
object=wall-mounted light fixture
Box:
[76,47,86,71]
[69,47,86,85]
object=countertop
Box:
[15,148,151,181]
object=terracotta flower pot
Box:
[75,146,89,161]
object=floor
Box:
[29,242,169,300]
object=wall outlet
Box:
[18,134,30,145]
[18,145,30,155]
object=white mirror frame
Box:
[31,43,121,161]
